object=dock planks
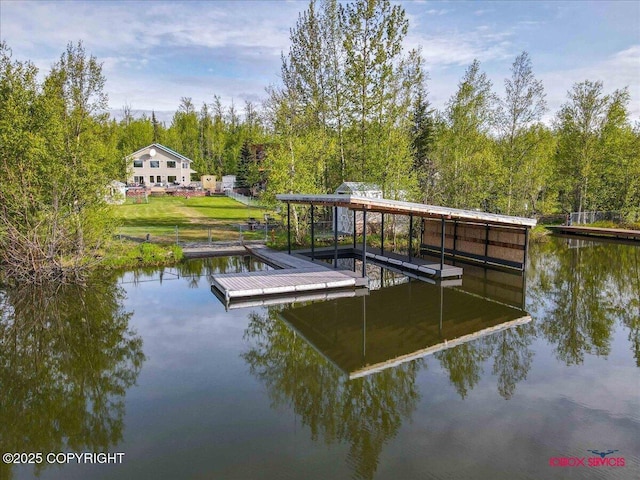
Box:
[547,225,640,241]
[212,269,359,300]
[211,245,368,306]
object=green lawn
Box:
[114,195,275,243]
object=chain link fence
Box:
[225,191,265,208]
[569,211,622,225]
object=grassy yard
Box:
[114,195,275,243]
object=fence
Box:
[116,221,285,246]
[569,211,622,225]
[225,191,264,208]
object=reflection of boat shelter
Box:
[280,279,531,379]
[276,194,537,277]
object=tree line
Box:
[0,0,638,282]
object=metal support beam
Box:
[333,205,338,268]
[523,227,529,271]
[440,216,445,270]
[287,202,291,254]
[353,209,357,249]
[381,213,385,255]
[453,220,458,259]
[484,223,489,265]
[409,213,413,260]
[310,203,315,260]
[362,209,367,277]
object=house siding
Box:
[127,144,195,186]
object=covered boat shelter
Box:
[276,194,537,278]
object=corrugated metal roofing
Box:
[276,193,537,228]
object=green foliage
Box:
[553,81,635,215]
[102,242,183,269]
[431,60,500,210]
[0,41,120,283]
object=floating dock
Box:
[210,245,368,308]
[296,245,463,279]
[547,225,640,242]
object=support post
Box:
[440,216,445,270]
[453,220,458,259]
[381,213,385,255]
[333,205,338,268]
[362,209,367,277]
[287,203,291,254]
[409,213,413,260]
[523,227,529,271]
[310,203,315,260]
[353,209,357,249]
[484,223,489,265]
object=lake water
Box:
[2,238,639,479]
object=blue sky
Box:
[1,0,638,124]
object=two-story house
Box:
[127,143,197,187]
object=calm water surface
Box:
[1,240,639,479]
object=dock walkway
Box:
[295,245,463,279]
[363,246,463,278]
[211,245,368,306]
[547,225,640,241]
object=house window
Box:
[182,162,189,169]
[168,176,177,184]
[156,176,162,183]
[133,159,143,168]
[149,176,154,184]
[167,161,176,168]
[150,160,160,168]
[134,176,143,184]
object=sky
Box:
[1,0,639,125]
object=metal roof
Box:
[335,182,382,194]
[276,193,537,228]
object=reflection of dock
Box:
[280,280,530,379]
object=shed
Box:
[106,180,126,205]
[201,175,216,191]
[221,175,236,192]
[335,182,382,234]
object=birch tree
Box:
[497,52,548,215]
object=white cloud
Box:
[425,9,450,16]
[406,27,514,68]
[539,45,640,122]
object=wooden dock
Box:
[547,225,640,241]
[363,246,463,278]
[295,245,463,279]
[211,245,368,307]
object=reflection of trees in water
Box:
[489,325,535,399]
[609,245,640,366]
[178,255,270,288]
[0,280,144,479]
[528,238,640,366]
[242,307,421,480]
[433,322,534,400]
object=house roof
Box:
[128,143,193,163]
[335,182,382,194]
